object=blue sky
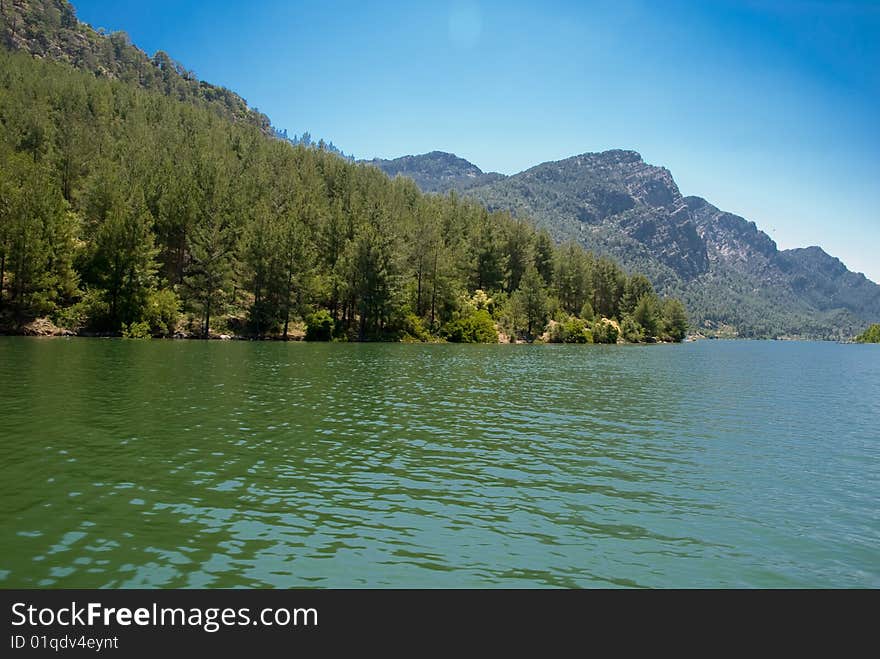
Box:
[72,0,880,282]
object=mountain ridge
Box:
[360,150,504,194]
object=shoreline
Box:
[0,330,848,344]
[0,317,860,344]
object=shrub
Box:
[548,317,593,343]
[547,321,565,343]
[121,320,152,339]
[52,288,110,332]
[144,288,181,336]
[592,319,619,344]
[468,289,493,311]
[443,309,498,343]
[400,312,431,342]
[304,309,334,341]
[620,316,643,343]
[562,317,593,343]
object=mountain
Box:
[682,196,880,338]
[0,0,271,131]
[364,150,879,339]
[364,151,505,194]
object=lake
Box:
[0,338,877,588]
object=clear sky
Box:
[72,0,880,282]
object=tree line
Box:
[0,50,688,343]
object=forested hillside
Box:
[0,48,686,343]
[0,0,270,131]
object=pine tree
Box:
[185,208,236,337]
[513,265,548,339]
[92,189,159,328]
[348,207,400,340]
[633,293,662,338]
[183,155,237,336]
[662,298,689,342]
[622,274,655,316]
[533,229,555,286]
[592,257,625,319]
[555,241,593,316]
[504,218,533,293]
[470,210,507,293]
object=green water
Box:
[0,338,877,588]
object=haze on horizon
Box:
[72,0,880,283]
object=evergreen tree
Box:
[243,199,278,335]
[504,218,533,293]
[470,210,507,293]
[554,241,592,316]
[89,185,158,329]
[533,229,555,286]
[592,257,625,319]
[183,159,237,336]
[622,274,655,316]
[184,216,235,337]
[633,293,662,338]
[512,265,548,339]
[348,211,400,340]
[662,297,689,342]
[406,197,441,318]
[276,184,318,339]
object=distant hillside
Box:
[682,196,880,338]
[365,150,880,339]
[0,0,271,131]
[364,151,504,194]
[779,247,880,318]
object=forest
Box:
[0,50,688,344]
